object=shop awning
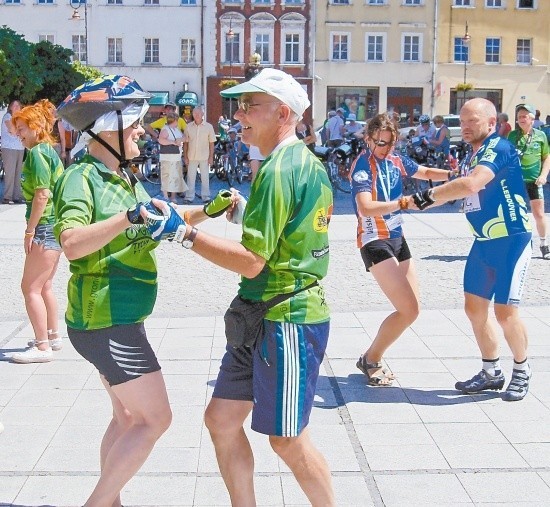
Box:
[148,92,169,106]
[175,91,199,107]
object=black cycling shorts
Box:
[525,182,544,201]
[360,237,412,272]
[68,322,161,386]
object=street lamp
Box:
[227,21,235,120]
[70,0,88,66]
[461,22,471,106]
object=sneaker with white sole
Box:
[540,244,550,260]
[27,337,63,351]
[11,346,53,364]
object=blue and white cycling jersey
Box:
[464,133,531,240]
[350,148,419,246]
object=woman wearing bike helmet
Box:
[54,75,237,506]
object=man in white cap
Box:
[170,68,335,505]
[344,112,364,137]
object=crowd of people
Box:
[0,70,549,505]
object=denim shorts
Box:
[32,224,62,251]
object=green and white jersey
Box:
[508,128,549,182]
[240,139,333,324]
[53,155,158,330]
[21,143,64,224]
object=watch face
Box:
[182,239,193,249]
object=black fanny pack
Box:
[224,282,318,349]
[159,144,180,155]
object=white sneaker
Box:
[11,346,53,364]
[27,337,63,351]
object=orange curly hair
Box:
[11,99,58,145]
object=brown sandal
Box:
[356,356,394,386]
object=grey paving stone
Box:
[375,473,473,506]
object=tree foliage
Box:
[0,26,101,107]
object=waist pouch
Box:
[224,281,318,349]
[159,144,180,155]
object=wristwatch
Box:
[181,226,198,249]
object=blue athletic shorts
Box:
[67,322,161,386]
[212,320,330,437]
[464,232,532,305]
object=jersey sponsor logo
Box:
[480,149,497,164]
[125,224,153,253]
[352,169,369,184]
[312,245,329,258]
[313,207,329,233]
[500,180,517,222]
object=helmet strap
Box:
[86,110,138,187]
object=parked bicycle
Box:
[314,145,352,194]
[131,139,161,185]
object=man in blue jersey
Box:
[413,98,533,401]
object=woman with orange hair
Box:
[10,99,65,364]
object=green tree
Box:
[0,26,103,107]
[0,26,42,104]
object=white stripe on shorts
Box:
[282,322,300,437]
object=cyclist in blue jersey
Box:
[351,113,454,386]
[412,98,533,401]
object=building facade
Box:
[206,0,312,126]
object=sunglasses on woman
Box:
[371,138,392,147]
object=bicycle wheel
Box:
[224,157,234,187]
[235,160,243,185]
[143,160,161,185]
[333,160,352,193]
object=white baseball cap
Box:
[220,68,310,119]
[347,113,356,121]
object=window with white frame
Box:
[181,0,197,4]
[181,38,196,63]
[107,38,122,64]
[284,33,300,63]
[367,0,386,4]
[144,0,159,5]
[516,38,532,64]
[331,0,350,4]
[454,0,472,6]
[39,34,55,43]
[485,0,502,6]
[144,38,159,63]
[402,33,421,62]
[280,13,305,65]
[366,34,385,62]
[284,0,303,4]
[107,0,123,4]
[255,33,270,63]
[517,0,534,8]
[37,0,54,4]
[225,31,240,63]
[404,0,422,5]
[253,0,270,3]
[224,0,242,3]
[485,37,500,63]
[72,35,87,63]
[331,33,349,61]
[5,0,22,3]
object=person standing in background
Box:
[158,111,186,204]
[508,103,550,259]
[497,113,512,138]
[10,100,64,364]
[1,100,25,204]
[182,106,216,203]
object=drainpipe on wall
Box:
[200,0,205,106]
[430,0,439,117]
